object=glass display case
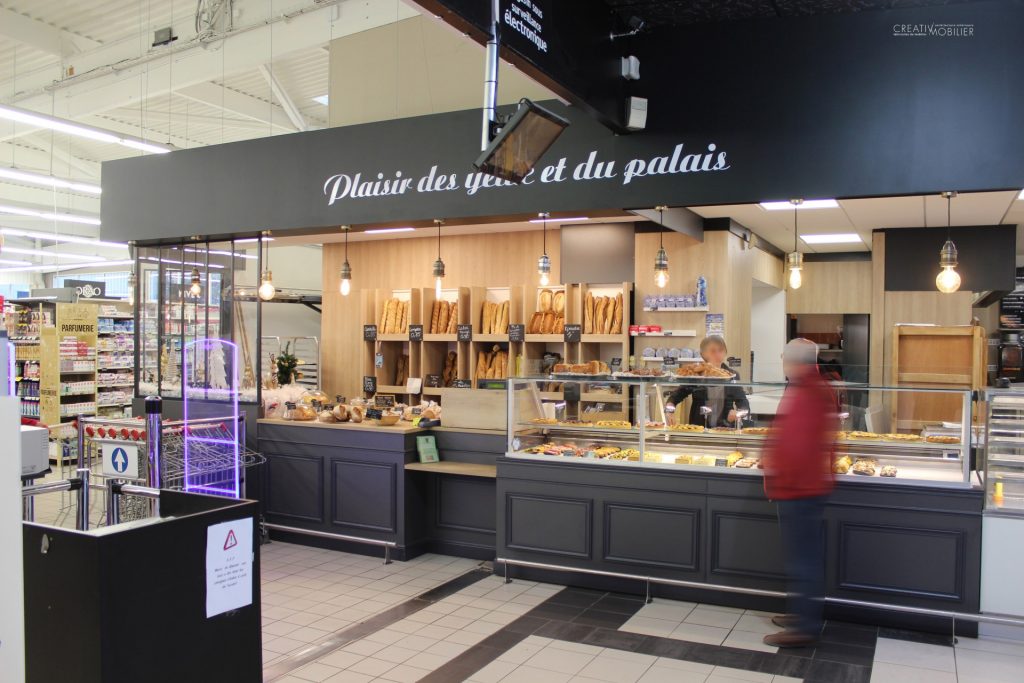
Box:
[982,389,1024,511]
[507,376,974,487]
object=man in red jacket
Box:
[762,338,837,647]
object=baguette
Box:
[482,301,493,334]
[476,350,489,381]
[498,301,509,334]
[553,290,565,314]
[430,300,441,333]
[447,301,459,333]
[603,297,614,334]
[437,299,451,335]
[399,301,408,333]
[528,311,542,334]
[382,298,394,334]
[594,297,606,334]
[554,315,564,334]
[584,292,594,334]
[539,289,553,312]
[378,300,388,331]
[612,293,623,334]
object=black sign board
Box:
[363,325,377,341]
[65,279,106,299]
[999,268,1024,329]
[426,374,442,388]
[366,408,383,420]
[409,324,424,341]
[508,323,525,342]
[563,382,581,402]
[563,324,581,343]
[610,357,622,371]
[375,394,396,408]
[363,375,377,394]
[457,324,473,342]
[452,378,472,388]
[728,356,742,368]
[477,379,508,390]
[662,357,678,369]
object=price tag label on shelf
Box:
[452,378,472,389]
[363,325,377,341]
[563,324,581,342]
[508,324,525,342]
[456,324,473,342]
[375,394,396,408]
[363,375,377,394]
[426,374,441,388]
[610,357,622,371]
[663,357,678,369]
[375,353,384,368]
[728,356,742,368]
[409,324,423,342]
[365,408,383,420]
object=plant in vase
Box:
[276,343,299,386]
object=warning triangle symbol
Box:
[223,529,238,551]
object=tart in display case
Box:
[506,377,974,487]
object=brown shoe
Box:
[771,614,799,629]
[763,630,817,648]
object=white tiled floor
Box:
[869,635,1024,683]
[465,636,800,683]
[620,599,779,653]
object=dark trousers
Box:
[776,496,828,635]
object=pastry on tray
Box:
[670,423,705,432]
[880,465,898,477]
[851,458,877,476]
[926,435,960,444]
[832,455,852,474]
[734,457,760,468]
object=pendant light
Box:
[936,191,961,294]
[432,219,445,297]
[537,212,552,286]
[339,225,352,296]
[258,231,276,301]
[786,198,804,290]
[189,267,202,297]
[654,205,669,289]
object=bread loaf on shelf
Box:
[612,293,623,334]
[553,290,565,314]
[498,300,509,334]
[446,301,458,333]
[527,312,542,334]
[429,300,441,333]
[442,350,458,386]
[541,311,556,334]
[481,301,494,334]
[395,354,409,386]
[584,292,594,334]
[539,289,553,312]
[437,299,451,335]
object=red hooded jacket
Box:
[763,366,838,500]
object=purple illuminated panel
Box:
[183,338,240,498]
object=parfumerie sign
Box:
[323,143,730,206]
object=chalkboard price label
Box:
[508,323,525,342]
[409,324,423,341]
[366,408,383,420]
[375,394,396,408]
[363,375,377,394]
[610,357,622,371]
[363,324,377,340]
[456,324,473,342]
[452,378,472,389]
[728,356,742,368]
[426,374,441,388]
[563,324,582,342]
[663,357,678,369]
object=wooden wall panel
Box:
[786,261,872,314]
[752,248,784,289]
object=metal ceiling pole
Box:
[481,0,501,151]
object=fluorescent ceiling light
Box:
[528,216,588,223]
[364,227,415,234]
[801,233,863,245]
[0,259,133,273]
[0,258,33,266]
[0,167,102,195]
[0,204,100,225]
[0,227,124,248]
[234,237,273,243]
[140,256,225,269]
[1,246,105,261]
[183,246,257,260]
[313,95,329,106]
[759,199,839,211]
[0,104,172,154]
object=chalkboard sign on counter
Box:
[508,323,525,342]
[409,324,424,341]
[363,324,377,340]
[365,408,383,420]
[363,375,377,394]
[563,324,581,342]
[610,357,622,371]
[452,378,472,388]
[457,324,473,342]
[375,394,396,408]
[426,374,441,388]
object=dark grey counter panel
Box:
[497,457,983,633]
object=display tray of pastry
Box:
[883,433,923,442]
[847,431,880,440]
[612,368,669,379]
[594,420,633,429]
[741,427,774,435]
[552,360,613,378]
[673,362,734,379]
[591,446,621,457]
[880,465,898,477]
[733,457,761,468]
[832,455,853,474]
[710,426,738,433]
[926,435,961,444]
[851,458,878,476]
[645,420,666,428]
[726,451,743,467]
[669,423,705,432]
[530,417,558,424]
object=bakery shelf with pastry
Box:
[471,286,522,340]
[525,283,568,339]
[373,288,419,340]
[580,282,629,338]
[423,285,468,339]
[472,342,513,385]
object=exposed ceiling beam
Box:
[177,82,295,132]
[0,7,101,58]
[0,140,101,180]
[23,133,104,179]
[258,64,309,132]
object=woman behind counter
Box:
[666,335,749,427]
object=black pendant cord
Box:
[437,221,441,259]
[542,214,547,256]
[793,204,798,252]
[659,208,664,249]
[947,193,952,240]
[344,226,349,261]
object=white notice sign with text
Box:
[205,518,253,618]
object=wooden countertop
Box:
[258,418,424,434]
[404,461,497,478]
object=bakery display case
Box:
[506,376,974,487]
[982,389,1024,511]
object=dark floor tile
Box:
[777,644,816,659]
[821,622,878,648]
[530,602,587,621]
[682,642,760,670]
[476,629,529,651]
[802,659,871,683]
[812,641,875,666]
[505,615,550,635]
[571,609,631,629]
[580,627,649,652]
[534,620,596,643]
[878,627,954,647]
[418,645,505,683]
[825,619,880,633]
[548,588,606,608]
[751,654,812,678]
[591,594,646,615]
[633,635,695,660]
